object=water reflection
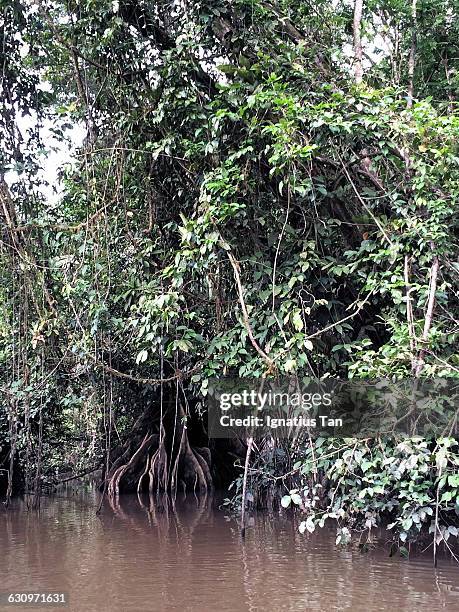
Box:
[0,487,458,611]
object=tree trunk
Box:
[407,0,417,108]
[353,0,364,84]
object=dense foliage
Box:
[0,0,458,553]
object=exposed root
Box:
[193,447,213,490]
[137,453,151,495]
[108,434,154,496]
[169,407,211,494]
[184,436,207,494]
[106,404,215,497]
[148,424,168,494]
[170,425,186,493]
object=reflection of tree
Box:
[1,494,458,611]
[100,491,215,542]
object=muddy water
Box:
[0,487,458,612]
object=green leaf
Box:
[292,310,304,331]
[136,349,148,364]
[291,493,302,505]
[281,495,292,508]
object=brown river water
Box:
[0,486,458,612]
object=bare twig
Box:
[415,247,439,377]
[404,255,417,369]
[338,155,394,246]
[240,435,253,539]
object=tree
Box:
[0,1,457,531]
